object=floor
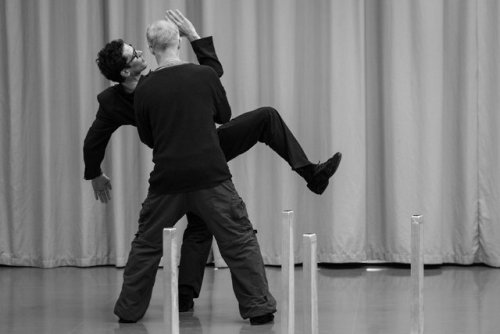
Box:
[1,264,499,334]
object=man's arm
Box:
[83,117,119,180]
[166,9,224,77]
[191,37,224,77]
[83,116,118,203]
[210,70,231,124]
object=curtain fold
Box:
[478,0,500,266]
[1,0,499,268]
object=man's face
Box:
[122,43,147,75]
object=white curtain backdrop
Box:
[1,0,499,268]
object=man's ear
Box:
[120,68,130,79]
[149,45,155,55]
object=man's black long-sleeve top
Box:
[82,37,223,180]
[134,63,231,194]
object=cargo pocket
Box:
[231,196,248,220]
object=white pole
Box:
[303,233,318,334]
[410,215,424,334]
[282,210,295,334]
[163,228,179,334]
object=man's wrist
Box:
[84,170,102,180]
[92,172,104,180]
[187,32,201,42]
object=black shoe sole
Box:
[179,300,194,312]
[118,318,137,323]
[250,313,274,325]
[307,152,342,194]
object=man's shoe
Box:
[250,313,274,325]
[179,294,194,312]
[307,152,342,195]
[118,318,137,323]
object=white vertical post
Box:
[282,210,295,334]
[411,215,424,334]
[163,228,179,334]
[303,233,318,334]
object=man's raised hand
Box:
[165,9,200,42]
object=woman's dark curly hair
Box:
[96,39,128,83]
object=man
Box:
[115,18,278,324]
[84,11,341,317]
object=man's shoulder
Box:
[186,63,219,79]
[189,63,215,71]
[140,64,214,82]
[97,84,121,104]
[176,62,215,73]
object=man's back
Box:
[135,63,232,194]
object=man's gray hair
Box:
[146,20,179,52]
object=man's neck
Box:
[155,49,181,68]
[121,74,141,93]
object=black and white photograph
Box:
[1,1,500,333]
